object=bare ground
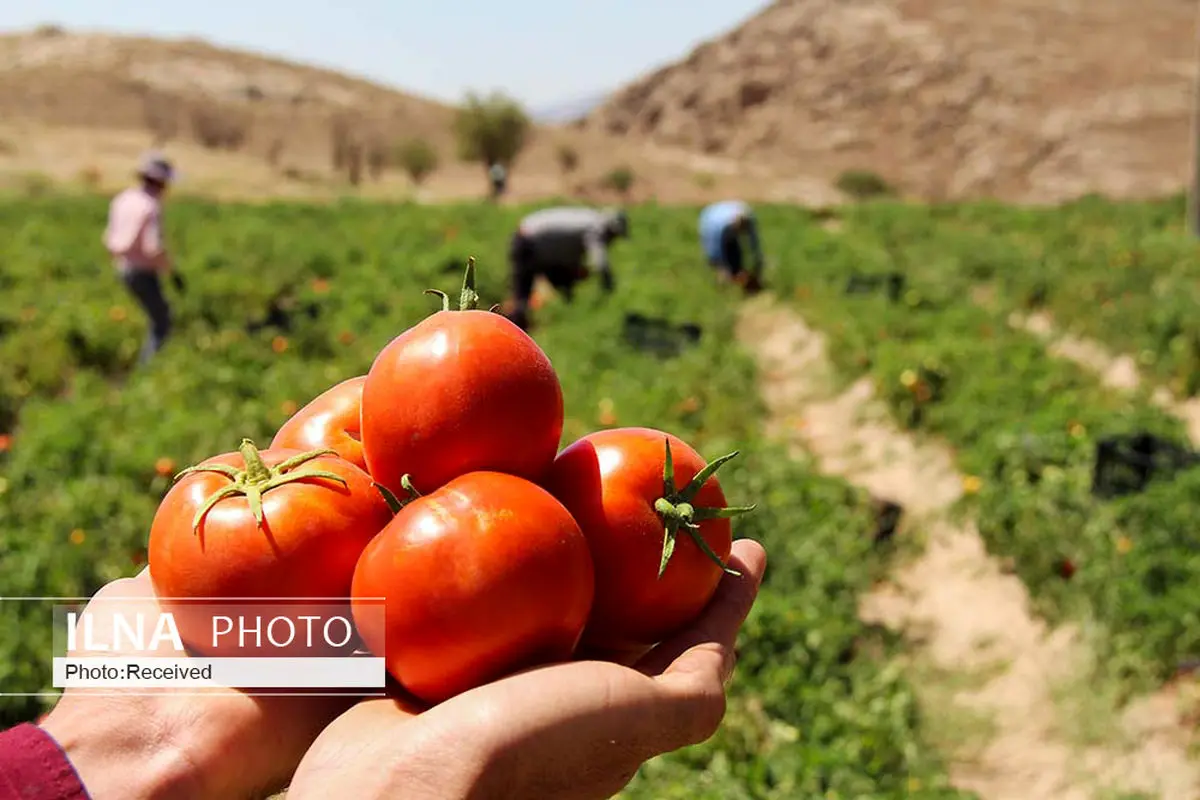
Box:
[736,293,1200,799]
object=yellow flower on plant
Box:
[962,475,983,494]
[598,398,617,427]
[1116,536,1133,554]
[1069,422,1086,438]
[69,529,86,545]
[900,369,917,389]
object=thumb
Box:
[637,539,766,681]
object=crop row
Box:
[0,197,968,797]
[761,200,1199,695]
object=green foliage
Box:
[605,165,635,195]
[760,198,1200,696]
[453,91,531,169]
[393,138,439,185]
[836,170,895,201]
[0,197,964,796]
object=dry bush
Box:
[556,143,579,175]
[190,103,250,151]
[330,115,354,173]
[144,99,180,145]
[265,138,285,168]
[76,166,103,192]
[328,115,391,186]
[365,138,390,181]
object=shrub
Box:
[836,169,895,201]
[394,138,439,185]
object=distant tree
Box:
[454,91,531,176]
[394,138,439,185]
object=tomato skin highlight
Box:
[544,427,735,651]
[148,443,393,657]
[271,376,367,473]
[350,471,594,705]
[360,309,563,495]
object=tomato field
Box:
[2,193,1198,797]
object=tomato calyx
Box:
[654,438,755,579]
[424,257,503,314]
[374,474,423,514]
[174,438,348,535]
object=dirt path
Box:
[1013,309,1200,445]
[736,294,1200,799]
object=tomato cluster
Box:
[147,259,755,705]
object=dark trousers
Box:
[717,225,744,276]
[121,269,172,364]
[507,233,584,329]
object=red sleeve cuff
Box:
[0,723,90,800]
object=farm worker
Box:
[103,152,178,365]
[488,162,508,200]
[0,541,767,799]
[699,200,764,288]
[504,206,630,330]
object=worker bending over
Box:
[505,206,629,330]
[699,200,764,290]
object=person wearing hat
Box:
[698,200,764,291]
[503,206,629,330]
[488,162,508,201]
[103,153,180,365]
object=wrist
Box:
[39,698,204,800]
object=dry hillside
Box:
[0,26,832,204]
[581,0,1198,203]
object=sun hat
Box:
[137,152,176,184]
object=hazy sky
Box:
[1,0,769,108]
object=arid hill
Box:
[581,0,1198,203]
[0,26,831,204]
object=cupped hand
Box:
[39,567,357,800]
[287,538,767,800]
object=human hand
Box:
[286,539,767,800]
[38,568,357,800]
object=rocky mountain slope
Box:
[581,0,1197,203]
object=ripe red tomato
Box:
[271,376,367,473]
[351,471,594,705]
[360,259,563,496]
[544,427,754,652]
[148,438,393,657]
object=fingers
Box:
[638,539,766,680]
[622,540,765,751]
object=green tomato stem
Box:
[174,438,347,535]
[424,257,483,312]
[654,437,756,579]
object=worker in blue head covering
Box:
[698,200,764,291]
